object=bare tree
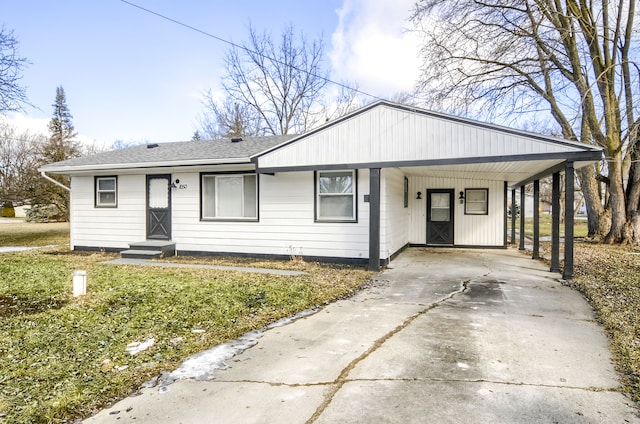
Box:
[219,24,328,135]
[0,26,29,113]
[411,0,639,243]
[197,93,263,139]
[0,122,45,206]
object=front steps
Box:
[121,240,176,259]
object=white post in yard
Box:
[73,270,87,297]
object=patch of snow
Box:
[126,338,155,355]
[157,308,319,388]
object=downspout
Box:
[40,171,71,191]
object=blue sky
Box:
[3,0,420,146]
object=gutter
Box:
[40,171,71,192]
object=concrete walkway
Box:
[104,258,305,276]
[85,248,640,423]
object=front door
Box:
[146,174,171,240]
[426,189,454,245]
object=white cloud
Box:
[4,112,101,149]
[329,0,421,98]
[3,112,49,136]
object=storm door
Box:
[426,189,454,245]
[146,174,171,240]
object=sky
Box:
[2,0,421,147]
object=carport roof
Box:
[252,101,603,187]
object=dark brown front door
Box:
[427,189,454,245]
[146,174,171,240]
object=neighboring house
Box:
[40,101,602,276]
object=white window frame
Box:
[201,173,258,221]
[315,170,357,222]
[95,176,117,208]
[465,188,489,215]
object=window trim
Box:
[200,171,259,222]
[314,169,358,223]
[94,176,118,208]
[465,188,489,215]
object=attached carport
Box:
[253,101,603,277]
[368,152,601,279]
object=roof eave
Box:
[40,157,252,174]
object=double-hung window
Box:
[465,188,489,215]
[316,170,357,222]
[201,173,257,220]
[95,176,117,207]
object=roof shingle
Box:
[41,135,296,172]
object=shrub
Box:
[1,201,16,218]
[25,204,65,222]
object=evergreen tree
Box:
[32,86,81,221]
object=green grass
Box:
[0,221,70,247]
[0,226,373,423]
[508,214,589,238]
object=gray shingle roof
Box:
[40,135,296,172]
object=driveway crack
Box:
[305,277,475,424]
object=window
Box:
[404,176,409,208]
[201,173,257,220]
[316,170,357,222]
[465,188,488,215]
[95,176,117,207]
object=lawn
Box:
[0,223,373,423]
[509,214,589,238]
[0,221,70,247]
[568,243,640,404]
[2,222,639,422]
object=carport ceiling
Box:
[401,159,593,187]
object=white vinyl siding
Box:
[201,174,257,220]
[408,176,504,246]
[257,104,589,170]
[380,168,409,261]
[71,175,146,249]
[172,170,370,259]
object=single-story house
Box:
[40,101,602,279]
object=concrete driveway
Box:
[85,248,640,423]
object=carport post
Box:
[368,168,381,271]
[503,181,508,246]
[563,162,574,280]
[550,172,561,272]
[519,185,526,251]
[532,179,540,259]
[511,188,516,245]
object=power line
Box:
[118,0,384,102]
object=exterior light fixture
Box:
[416,191,422,200]
[170,179,180,189]
[459,191,465,204]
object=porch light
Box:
[416,191,422,200]
[459,191,465,204]
[170,179,180,189]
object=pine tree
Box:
[31,86,81,221]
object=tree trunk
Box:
[577,165,608,238]
[605,154,628,243]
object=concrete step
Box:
[127,240,175,257]
[120,249,164,260]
